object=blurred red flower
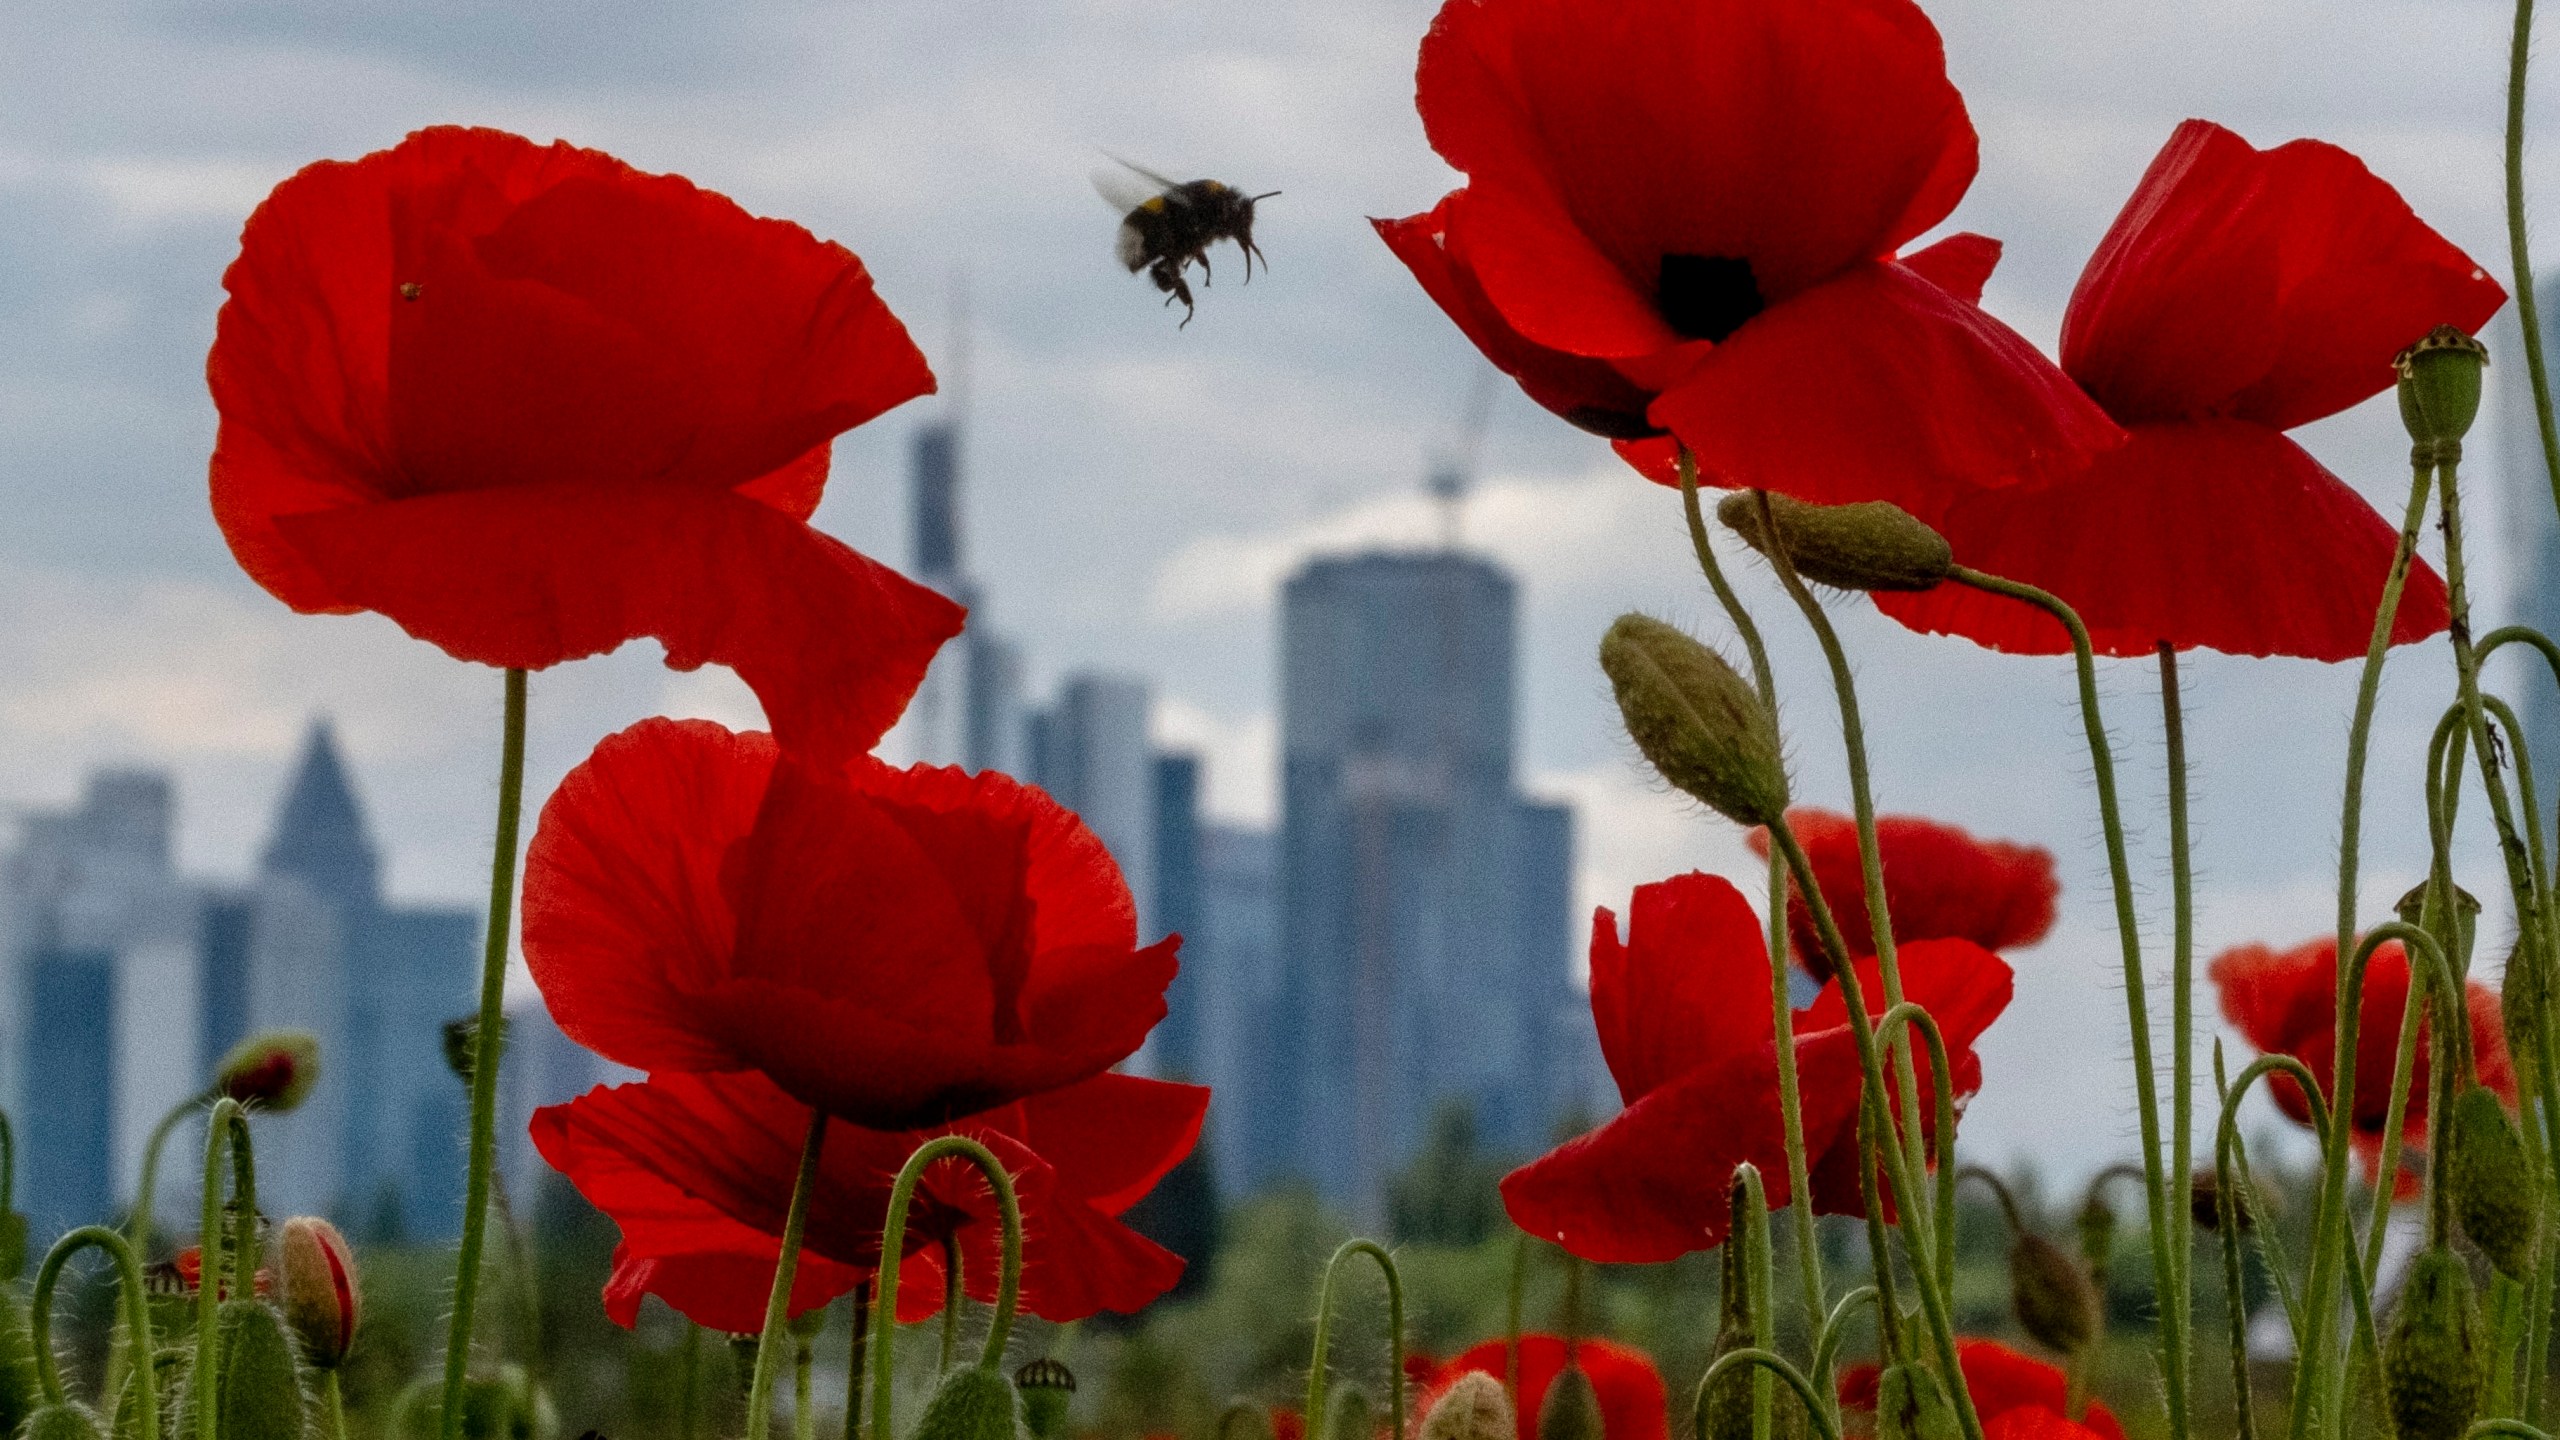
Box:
[2212,933,2515,1196]
[532,1068,1204,1332]
[1376,0,2117,506]
[1876,120,2504,660]
[208,126,960,763]
[1744,808,2057,978]
[1840,1339,2122,1440]
[524,718,1180,1129]
[1499,873,2012,1262]
[1413,1336,1665,1440]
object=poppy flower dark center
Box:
[1657,254,1763,343]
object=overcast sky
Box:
[2,0,2552,1179]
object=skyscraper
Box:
[2502,284,2560,816]
[1151,753,1205,1078]
[890,416,1027,776]
[1027,673,1160,939]
[1275,550,1576,1220]
[1193,824,1286,1195]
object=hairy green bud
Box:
[2009,1232,2098,1355]
[0,1296,38,1440]
[1012,1359,1075,1440]
[1327,1388,1375,1440]
[1599,614,1787,827]
[1872,1365,1961,1440]
[2396,325,2488,454]
[215,1032,319,1113]
[2384,1248,2484,1440]
[2505,938,2548,1097]
[23,1402,106,1440]
[177,1301,304,1440]
[2449,1086,2539,1278]
[1534,1364,1601,1440]
[1419,1374,1512,1440]
[1714,492,1953,593]
[910,1367,1022,1440]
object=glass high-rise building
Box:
[2502,283,2560,819]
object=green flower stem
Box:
[1753,490,1931,1214]
[1874,1004,1961,1298]
[129,1095,201,1264]
[1763,820,1978,1440]
[843,1283,870,1440]
[681,1323,705,1440]
[2217,1052,2335,1440]
[1304,1240,1405,1440]
[2512,0,2560,524]
[441,666,529,1440]
[2158,641,2197,1402]
[1732,1163,1776,1440]
[1944,564,2178,1437]
[870,1137,1024,1440]
[2474,1424,2560,1440]
[1678,455,1824,1334]
[795,1332,816,1440]
[1849,1096,1904,1371]
[1694,1351,1840,1440]
[1504,1232,1527,1408]
[321,1370,349,1440]
[746,1112,831,1440]
[2490,1277,2527,1419]
[938,1238,963,1373]
[1809,1286,1878,1423]
[196,1098,253,1440]
[31,1226,156,1440]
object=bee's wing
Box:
[1091,153,1179,211]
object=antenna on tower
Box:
[1429,368,1498,551]
[947,269,974,434]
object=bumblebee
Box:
[1094,158,1278,326]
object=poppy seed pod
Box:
[1871,1365,1961,1440]
[2448,1086,2539,1279]
[909,1367,1022,1440]
[1599,614,1788,828]
[216,1031,319,1111]
[2189,1169,2255,1234]
[2384,1248,2484,1440]
[1419,1374,1512,1440]
[2008,1232,2098,1355]
[1714,492,1953,593]
[1013,1358,1075,1440]
[278,1216,359,1368]
[2393,881,2479,932]
[2396,325,2488,454]
[1534,1363,1601,1440]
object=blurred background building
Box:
[2502,281,2560,833]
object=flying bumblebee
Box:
[1094,157,1278,327]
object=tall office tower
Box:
[2502,285,2560,810]
[1025,674,1159,935]
[1150,753,1204,1077]
[0,770,200,1241]
[246,723,477,1235]
[497,1000,637,1202]
[889,418,1027,776]
[1194,824,1286,1196]
[1277,550,1577,1220]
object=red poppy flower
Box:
[156,1245,273,1301]
[1413,1337,1665,1440]
[1499,873,2012,1262]
[2212,933,2515,1196]
[532,1067,1205,1332]
[1378,0,2119,506]
[1840,1340,2122,1440]
[524,717,1180,1128]
[208,126,961,763]
[1743,808,2057,978]
[1875,120,2503,660]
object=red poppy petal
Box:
[1794,940,2016,1054]
[264,480,962,765]
[1751,808,2058,968]
[1877,420,2451,660]
[1590,873,1774,1102]
[1899,233,2002,306]
[1612,436,1681,486]
[1499,1032,1863,1262]
[1423,1338,1666,1440]
[601,1245,864,1334]
[1982,1410,2117,1440]
[524,718,774,1078]
[1008,1074,1209,1213]
[1439,178,1685,359]
[2060,120,2504,427]
[1374,201,1664,439]
[1650,263,2122,507]
[1418,0,1977,303]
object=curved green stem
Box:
[2511,0,2560,524]
[32,1225,157,1440]
[1810,1286,1879,1416]
[2473,1424,2559,1440]
[196,1099,253,1440]
[1305,1239,1405,1440]
[938,1237,963,1373]
[129,1096,198,1263]
[1695,1352,1841,1440]
[2218,1052,2334,1440]
[1945,564,2177,1436]
[746,1112,830,1440]
[441,666,529,1440]
[1873,1003,1960,1297]
[870,1136,1024,1440]
[1679,455,1823,1332]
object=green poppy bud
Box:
[2074,1190,2116,1290]
[1714,492,1953,593]
[1599,614,1788,828]
[178,1301,305,1440]
[2189,1169,2255,1234]
[1419,1374,1512,1440]
[1534,1363,1601,1440]
[2009,1231,2098,1356]
[2396,325,2488,454]
[910,1367,1022,1440]
[2449,1086,2539,1279]
[1012,1358,1075,1440]
[1872,1365,1961,1440]
[442,1016,510,1089]
[2505,939,2548,1097]
[0,1297,42,1440]
[2384,1248,2484,1440]
[215,1032,319,1113]
[23,1402,106,1440]
[1327,1388,1375,1440]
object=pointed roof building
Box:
[259,720,380,915]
